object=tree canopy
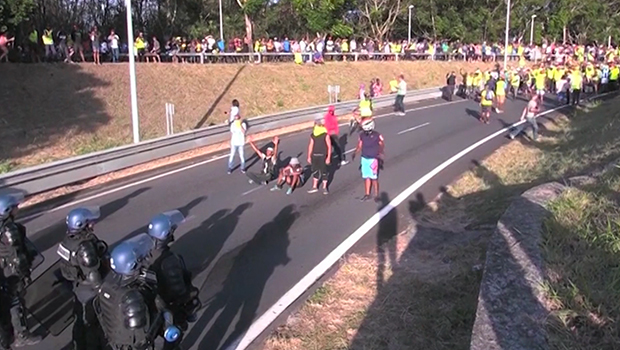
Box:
[2,0,620,45]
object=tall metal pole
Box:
[408,6,413,44]
[125,0,140,143]
[219,0,224,42]
[530,15,536,46]
[503,0,510,71]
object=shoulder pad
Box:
[139,268,157,285]
[57,243,71,261]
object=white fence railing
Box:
[112,51,533,64]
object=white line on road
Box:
[241,186,264,196]
[397,122,430,135]
[233,93,614,350]
[22,99,462,221]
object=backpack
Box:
[485,89,494,101]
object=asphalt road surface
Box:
[21,93,566,350]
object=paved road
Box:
[21,94,563,350]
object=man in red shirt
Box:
[323,105,348,166]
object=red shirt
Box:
[324,111,339,135]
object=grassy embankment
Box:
[0,60,498,172]
[264,94,620,350]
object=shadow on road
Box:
[182,205,297,350]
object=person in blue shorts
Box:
[353,119,384,202]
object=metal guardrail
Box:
[0,87,443,196]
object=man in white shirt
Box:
[228,113,247,174]
[228,99,240,124]
[108,29,120,62]
[394,75,407,116]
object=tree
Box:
[358,0,404,41]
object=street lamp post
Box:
[530,14,537,46]
[408,5,414,44]
[218,0,224,42]
[503,0,511,71]
[124,0,140,143]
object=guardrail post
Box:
[165,103,176,135]
[200,53,204,64]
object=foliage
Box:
[2,0,620,43]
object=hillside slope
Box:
[0,60,498,170]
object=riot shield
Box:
[23,259,75,336]
[24,237,44,272]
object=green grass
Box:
[543,170,620,350]
[0,160,15,174]
[73,136,124,156]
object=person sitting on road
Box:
[271,157,304,195]
[246,136,279,185]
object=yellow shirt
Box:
[496,80,506,96]
[481,90,494,106]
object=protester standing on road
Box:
[353,119,384,202]
[445,71,456,101]
[228,113,247,174]
[394,74,406,116]
[509,95,540,141]
[227,99,241,124]
[324,105,348,165]
[307,117,332,194]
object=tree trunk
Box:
[245,13,253,54]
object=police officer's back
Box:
[0,193,42,347]
[57,206,108,350]
[145,211,200,330]
[95,233,181,350]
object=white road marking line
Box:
[337,99,466,127]
[233,94,614,350]
[241,186,264,196]
[397,122,431,135]
[22,98,461,221]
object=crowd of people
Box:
[3,24,620,64]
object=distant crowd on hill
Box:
[1,26,620,65]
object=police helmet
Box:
[361,119,375,132]
[109,233,154,275]
[66,206,101,233]
[0,193,24,221]
[1,221,22,246]
[147,210,185,241]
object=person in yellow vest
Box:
[510,69,521,100]
[134,32,146,62]
[610,63,620,91]
[546,64,555,93]
[472,69,482,95]
[341,39,349,61]
[352,93,373,130]
[388,78,398,94]
[495,73,507,113]
[534,67,546,101]
[570,67,583,106]
[42,27,56,61]
[480,85,494,124]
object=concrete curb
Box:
[470,181,566,350]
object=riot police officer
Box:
[95,233,181,350]
[57,206,108,350]
[0,193,42,347]
[145,210,200,344]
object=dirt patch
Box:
[1,61,500,171]
[264,226,489,350]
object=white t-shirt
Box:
[229,106,240,123]
[397,80,407,95]
[109,34,119,49]
[350,39,357,52]
[230,120,246,146]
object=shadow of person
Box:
[466,108,481,121]
[173,202,253,275]
[183,205,297,350]
[28,187,151,253]
[376,192,398,291]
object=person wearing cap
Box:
[307,116,332,194]
[272,157,304,195]
[246,136,279,185]
[324,105,348,166]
